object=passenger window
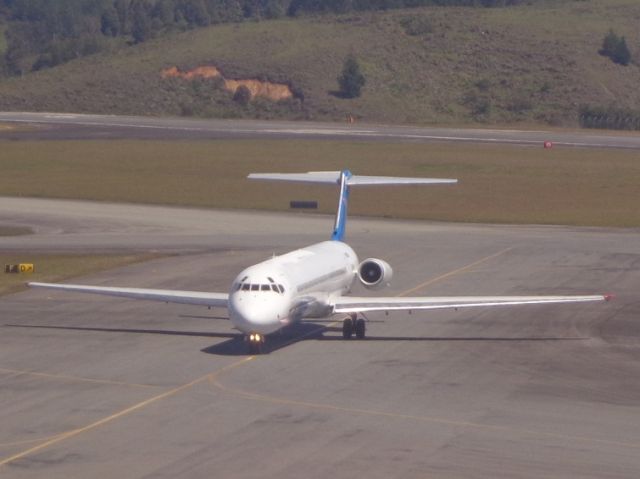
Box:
[251,284,259,291]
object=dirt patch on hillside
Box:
[224,79,292,101]
[162,66,222,80]
[161,66,293,101]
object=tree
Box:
[613,36,631,66]
[3,23,31,76]
[153,0,177,27]
[600,29,631,66]
[233,85,252,106]
[132,0,152,43]
[101,6,120,36]
[114,0,131,34]
[601,29,618,56]
[337,55,365,98]
[206,0,242,23]
[178,0,210,27]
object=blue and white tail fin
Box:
[331,170,352,241]
[248,170,457,241]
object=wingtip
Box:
[604,293,615,302]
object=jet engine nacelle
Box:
[358,258,393,289]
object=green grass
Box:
[0,1,639,126]
[1,139,640,227]
[0,253,162,296]
[0,226,32,236]
[0,24,6,58]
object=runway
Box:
[1,200,640,478]
[2,111,640,149]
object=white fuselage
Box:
[228,241,359,335]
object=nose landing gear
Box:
[342,313,366,340]
[246,333,265,354]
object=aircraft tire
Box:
[342,318,353,339]
[355,318,366,339]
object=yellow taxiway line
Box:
[0,246,514,467]
[0,357,253,467]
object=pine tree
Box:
[101,6,120,37]
[600,29,632,66]
[601,29,618,57]
[233,85,252,106]
[132,1,152,43]
[613,36,631,65]
[337,55,365,98]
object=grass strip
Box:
[0,226,33,236]
[0,253,162,296]
[1,139,639,227]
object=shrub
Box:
[233,85,252,106]
[337,55,366,99]
[399,16,432,36]
[600,29,631,66]
[579,105,640,130]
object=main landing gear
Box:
[246,333,265,354]
[342,313,366,340]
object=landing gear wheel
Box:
[342,317,353,339]
[355,318,366,339]
[246,333,264,354]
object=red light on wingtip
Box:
[604,293,615,302]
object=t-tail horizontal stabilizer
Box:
[248,171,458,186]
[248,170,457,241]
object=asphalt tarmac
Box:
[2,111,640,149]
[1,199,639,478]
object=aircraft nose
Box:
[229,292,288,334]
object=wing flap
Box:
[333,295,608,314]
[28,282,228,308]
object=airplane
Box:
[29,170,611,354]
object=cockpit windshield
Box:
[234,278,285,294]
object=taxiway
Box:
[1,200,639,478]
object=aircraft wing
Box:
[332,294,611,314]
[28,282,229,308]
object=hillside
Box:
[1,0,639,126]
